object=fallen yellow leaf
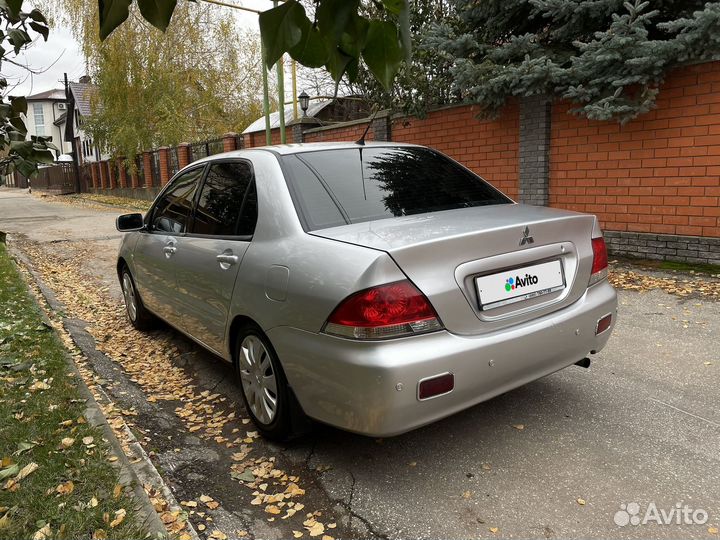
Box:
[292,531,303,538]
[109,509,126,528]
[209,530,228,540]
[33,524,52,540]
[512,424,525,430]
[59,438,74,449]
[16,462,38,481]
[489,527,499,534]
[56,481,74,495]
[709,527,718,535]
[265,505,282,515]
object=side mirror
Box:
[116,213,145,232]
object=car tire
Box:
[234,325,294,441]
[120,266,155,331]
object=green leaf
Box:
[339,14,369,58]
[289,23,328,68]
[259,0,305,67]
[325,47,354,83]
[137,0,177,33]
[362,20,403,91]
[29,21,49,41]
[9,116,26,135]
[5,0,22,17]
[10,140,32,157]
[0,463,19,480]
[6,28,30,53]
[15,157,36,178]
[32,149,55,164]
[15,441,36,455]
[381,0,405,15]
[27,8,47,23]
[98,0,132,41]
[316,0,359,43]
[9,95,26,115]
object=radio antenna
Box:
[356,106,381,146]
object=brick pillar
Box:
[108,161,118,189]
[371,110,391,141]
[222,133,238,152]
[143,151,153,187]
[178,143,191,168]
[291,123,303,144]
[118,159,128,189]
[130,168,139,189]
[90,162,98,189]
[98,161,106,189]
[158,147,170,186]
[518,95,551,206]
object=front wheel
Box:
[235,326,293,440]
[120,267,155,331]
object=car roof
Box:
[190,141,424,166]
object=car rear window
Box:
[282,147,512,231]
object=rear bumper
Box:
[268,280,617,437]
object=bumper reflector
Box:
[418,372,454,401]
[596,313,612,335]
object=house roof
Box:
[68,82,97,116]
[27,88,66,101]
[242,100,332,134]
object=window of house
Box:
[33,104,45,136]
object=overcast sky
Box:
[4,3,260,97]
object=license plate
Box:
[475,259,565,310]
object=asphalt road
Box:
[1,187,719,539]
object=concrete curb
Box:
[7,240,199,540]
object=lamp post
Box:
[299,91,310,117]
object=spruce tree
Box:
[428,0,720,121]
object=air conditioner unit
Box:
[58,103,67,110]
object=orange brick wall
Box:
[550,63,720,238]
[304,123,372,143]
[245,129,282,147]
[392,103,519,199]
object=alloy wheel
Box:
[122,272,137,322]
[238,335,278,425]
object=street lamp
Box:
[299,91,310,117]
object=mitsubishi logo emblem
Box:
[519,226,534,246]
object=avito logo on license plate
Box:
[475,259,565,310]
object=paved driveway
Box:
[1,187,718,539]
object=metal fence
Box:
[191,138,224,162]
[19,163,77,194]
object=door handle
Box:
[216,254,239,265]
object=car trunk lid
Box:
[311,204,597,335]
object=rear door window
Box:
[283,147,512,230]
[191,161,258,237]
[151,167,204,233]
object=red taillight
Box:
[324,280,443,339]
[589,237,609,285]
[418,372,454,400]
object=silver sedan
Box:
[116,142,617,439]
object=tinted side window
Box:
[152,167,204,233]
[191,162,257,236]
[283,155,346,230]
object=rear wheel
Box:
[120,266,155,331]
[234,325,293,440]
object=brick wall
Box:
[549,63,720,239]
[304,121,372,143]
[391,103,519,199]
